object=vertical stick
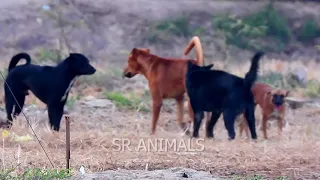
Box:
[65,116,71,170]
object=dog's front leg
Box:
[150,88,162,135]
[48,103,64,132]
[262,114,268,139]
[277,116,284,139]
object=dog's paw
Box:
[0,122,12,129]
[52,131,61,139]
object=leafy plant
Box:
[212,14,268,50]
[297,19,320,43]
[0,168,73,179]
[304,79,320,98]
[245,2,292,42]
[212,2,292,51]
[146,16,203,43]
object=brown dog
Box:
[239,83,290,139]
[123,36,210,135]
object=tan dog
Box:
[123,36,210,135]
[239,83,290,139]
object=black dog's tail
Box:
[8,52,31,72]
[244,51,264,91]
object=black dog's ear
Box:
[187,61,195,70]
[203,64,214,70]
[69,53,77,57]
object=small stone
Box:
[182,172,188,178]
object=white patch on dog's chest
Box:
[61,78,76,102]
[268,109,281,120]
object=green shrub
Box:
[297,19,320,43]
[304,79,320,98]
[212,15,268,50]
[245,2,292,42]
[212,2,292,51]
[146,16,203,43]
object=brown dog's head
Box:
[123,48,150,78]
[267,89,290,109]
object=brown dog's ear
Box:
[132,48,139,55]
[141,48,150,53]
[266,91,272,96]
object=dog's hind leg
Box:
[192,111,204,138]
[244,106,258,140]
[175,95,188,133]
[150,89,162,135]
[13,94,25,118]
[48,103,64,132]
[5,94,14,126]
[206,110,221,138]
[223,109,238,140]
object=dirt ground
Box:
[0,95,319,179]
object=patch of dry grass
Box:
[0,59,319,179]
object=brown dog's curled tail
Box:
[8,52,31,72]
[183,36,204,66]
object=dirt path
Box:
[71,168,218,180]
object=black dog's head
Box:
[187,61,214,73]
[67,53,96,75]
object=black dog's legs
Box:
[13,94,25,118]
[223,110,237,140]
[206,111,221,138]
[244,106,257,140]
[5,94,14,125]
[48,103,64,131]
[193,111,204,138]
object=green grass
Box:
[66,95,80,109]
[76,67,122,87]
[232,175,290,180]
[0,168,73,180]
[105,91,149,112]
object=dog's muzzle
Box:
[123,72,133,78]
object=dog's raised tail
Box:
[183,36,204,66]
[8,52,31,72]
[244,51,264,91]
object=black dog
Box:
[4,52,96,131]
[186,52,264,140]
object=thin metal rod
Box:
[65,116,71,170]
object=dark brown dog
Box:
[239,83,290,139]
[123,36,210,135]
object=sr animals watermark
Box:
[112,138,205,152]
